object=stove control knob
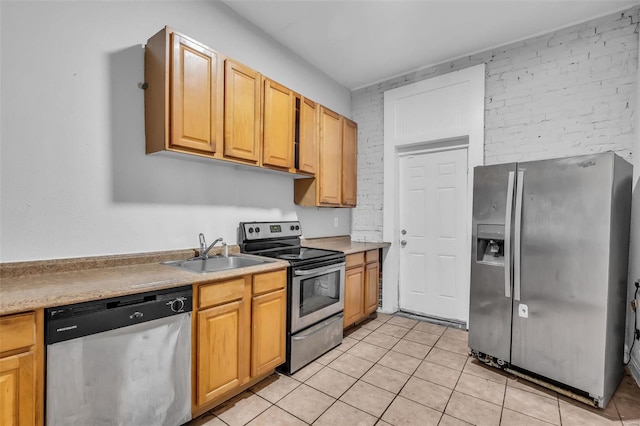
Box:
[290,225,295,231]
[248,227,254,234]
[295,225,300,230]
[255,227,261,233]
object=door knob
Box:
[400,240,407,247]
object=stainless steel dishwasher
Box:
[45,285,192,426]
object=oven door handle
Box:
[293,262,346,276]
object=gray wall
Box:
[351,5,640,383]
[0,1,352,261]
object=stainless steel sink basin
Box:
[163,255,272,274]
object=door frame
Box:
[382,64,485,325]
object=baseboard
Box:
[396,310,467,330]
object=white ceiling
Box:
[222,0,638,89]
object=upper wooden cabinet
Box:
[144,27,357,205]
[224,59,261,163]
[145,28,223,155]
[294,107,358,207]
[342,118,358,206]
[318,107,343,205]
[262,78,295,169]
[298,97,319,175]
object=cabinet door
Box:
[298,97,318,174]
[364,261,380,316]
[224,59,261,162]
[263,79,294,169]
[197,299,249,406]
[341,118,357,206]
[0,352,35,426]
[251,289,286,377]
[170,33,222,153]
[318,108,342,205]
[343,266,365,328]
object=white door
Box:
[398,148,468,322]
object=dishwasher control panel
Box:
[45,285,192,344]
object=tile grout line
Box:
[200,313,634,425]
[557,388,562,426]
[372,324,424,424]
[212,314,453,425]
[302,316,456,424]
[357,318,463,424]
[611,399,625,426]
[291,342,389,424]
[306,315,434,424]
[432,326,473,425]
[499,371,507,426]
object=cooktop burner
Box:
[256,247,342,264]
[279,254,302,260]
[272,247,339,261]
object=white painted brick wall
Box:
[351,6,639,242]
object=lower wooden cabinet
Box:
[196,297,250,405]
[343,266,365,328]
[0,311,43,426]
[364,261,380,315]
[343,250,380,329]
[194,269,287,415]
[251,289,286,377]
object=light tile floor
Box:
[189,313,640,426]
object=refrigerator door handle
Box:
[504,171,515,298]
[514,170,525,301]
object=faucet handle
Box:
[198,234,207,256]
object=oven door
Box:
[291,262,345,333]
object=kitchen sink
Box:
[163,254,273,274]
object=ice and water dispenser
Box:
[476,224,505,265]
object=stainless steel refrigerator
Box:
[468,152,632,408]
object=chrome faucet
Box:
[198,233,227,258]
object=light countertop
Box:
[1,236,391,316]
[0,248,287,316]
[302,236,391,254]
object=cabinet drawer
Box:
[365,249,379,264]
[199,277,247,309]
[253,270,286,295]
[0,312,36,353]
[345,252,364,269]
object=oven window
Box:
[299,270,340,317]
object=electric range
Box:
[239,221,346,374]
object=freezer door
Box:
[511,154,614,399]
[469,162,516,363]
